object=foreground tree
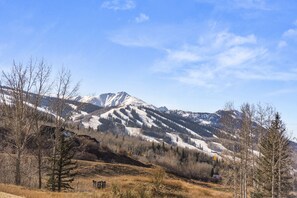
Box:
[0,60,50,185]
[30,60,52,189]
[255,113,292,197]
[46,134,76,191]
[46,68,79,191]
[220,102,240,198]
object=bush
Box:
[152,168,165,191]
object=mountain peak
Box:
[76,91,153,108]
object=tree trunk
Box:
[15,149,21,185]
[51,145,56,192]
[38,146,42,189]
[233,150,237,198]
[272,143,275,198]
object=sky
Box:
[0,0,297,137]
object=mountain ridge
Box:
[75,91,154,108]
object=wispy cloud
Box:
[135,13,149,23]
[101,0,136,11]
[170,32,297,87]
[151,31,279,87]
[109,25,187,49]
[110,24,297,88]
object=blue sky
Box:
[0,0,297,136]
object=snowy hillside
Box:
[70,103,232,156]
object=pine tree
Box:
[46,68,78,192]
[47,133,77,191]
[255,113,292,198]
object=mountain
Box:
[67,92,246,156]
[75,91,152,108]
[0,89,279,157]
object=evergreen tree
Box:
[180,149,187,163]
[255,113,292,198]
[46,68,78,192]
[47,133,77,191]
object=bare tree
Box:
[29,60,52,189]
[221,102,240,198]
[239,103,255,198]
[0,60,37,185]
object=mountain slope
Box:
[70,103,234,156]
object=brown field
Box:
[0,160,232,198]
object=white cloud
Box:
[283,28,297,38]
[279,22,297,47]
[135,13,149,23]
[101,0,135,11]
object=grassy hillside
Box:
[0,160,232,198]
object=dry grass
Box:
[0,160,232,198]
[0,192,24,198]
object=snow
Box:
[126,127,141,136]
[0,94,13,105]
[77,92,154,108]
[68,104,77,110]
[80,111,88,115]
[82,115,100,130]
[71,113,84,121]
[190,138,212,153]
[200,119,211,125]
[150,110,202,138]
[126,127,159,143]
[211,142,227,151]
[166,133,198,150]
[131,106,158,128]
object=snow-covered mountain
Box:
[75,91,153,108]
[0,89,247,157]
[68,92,245,156]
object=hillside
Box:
[0,159,232,198]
